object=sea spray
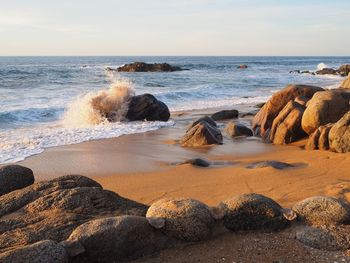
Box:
[64,79,135,127]
[317,63,328,71]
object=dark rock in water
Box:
[255,102,265,109]
[292,196,350,226]
[181,158,211,167]
[237,64,248,69]
[126,94,170,121]
[289,70,301,74]
[117,62,183,72]
[316,68,338,75]
[146,198,215,242]
[0,240,68,263]
[180,121,223,147]
[63,216,170,262]
[0,165,34,196]
[246,161,293,170]
[219,193,289,232]
[329,111,350,153]
[0,175,148,253]
[211,109,239,121]
[338,64,350,77]
[296,225,350,251]
[190,116,217,129]
[224,122,253,137]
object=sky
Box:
[0,0,349,56]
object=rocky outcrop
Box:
[269,101,306,144]
[219,194,289,232]
[305,123,333,151]
[0,240,68,263]
[224,122,253,137]
[340,76,350,89]
[252,84,323,137]
[211,109,239,121]
[0,175,147,253]
[301,91,349,135]
[329,111,350,153]
[117,62,183,72]
[146,198,215,242]
[292,196,350,226]
[126,94,170,121]
[0,165,34,196]
[180,121,223,147]
[338,64,350,77]
[63,216,169,262]
[316,68,338,75]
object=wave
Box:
[317,63,328,71]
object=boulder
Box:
[269,101,306,144]
[329,111,350,153]
[301,91,349,135]
[338,64,350,77]
[180,121,223,147]
[316,68,338,75]
[292,196,350,226]
[294,96,309,107]
[117,62,182,72]
[0,175,148,253]
[189,116,217,129]
[296,225,350,251]
[0,165,34,196]
[126,94,170,121]
[305,124,333,151]
[0,240,68,263]
[219,193,289,232]
[146,198,215,242]
[252,84,323,137]
[211,109,239,121]
[341,76,350,89]
[63,216,169,262]
[224,122,253,137]
[237,64,248,69]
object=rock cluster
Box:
[290,64,350,77]
[116,62,183,72]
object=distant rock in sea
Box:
[109,62,184,72]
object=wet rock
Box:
[245,161,293,170]
[305,124,333,151]
[338,64,350,77]
[190,116,217,129]
[0,165,34,196]
[0,175,148,253]
[146,198,215,242]
[301,91,349,135]
[219,193,289,232]
[63,216,169,262]
[181,158,211,167]
[329,111,350,153]
[0,240,68,263]
[180,121,223,147]
[126,94,170,121]
[296,225,350,251]
[224,122,253,137]
[269,101,307,144]
[255,102,265,109]
[252,84,323,137]
[117,62,183,72]
[211,109,239,121]
[292,196,350,226]
[316,68,338,75]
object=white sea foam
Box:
[317,63,328,71]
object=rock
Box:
[181,158,211,167]
[245,161,293,170]
[0,240,68,263]
[126,94,170,121]
[338,64,350,77]
[224,122,253,137]
[0,175,148,253]
[255,102,265,109]
[269,101,306,144]
[296,225,350,251]
[289,70,301,74]
[219,193,289,232]
[146,198,215,242]
[0,165,34,196]
[305,124,333,151]
[252,84,323,137]
[329,111,350,153]
[301,91,349,135]
[63,216,169,262]
[294,96,308,106]
[341,76,350,89]
[190,116,217,129]
[316,68,338,75]
[117,62,182,72]
[292,196,350,226]
[237,64,248,69]
[211,109,239,121]
[180,121,223,147]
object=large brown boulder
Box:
[126,94,170,121]
[338,64,350,77]
[269,101,306,144]
[340,76,350,89]
[329,111,350,153]
[117,62,182,72]
[180,121,223,147]
[224,122,253,137]
[302,91,349,135]
[252,84,323,137]
[0,175,148,253]
[305,123,333,151]
[0,165,34,196]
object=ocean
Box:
[0,56,348,164]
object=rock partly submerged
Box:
[224,122,253,137]
[116,62,183,72]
